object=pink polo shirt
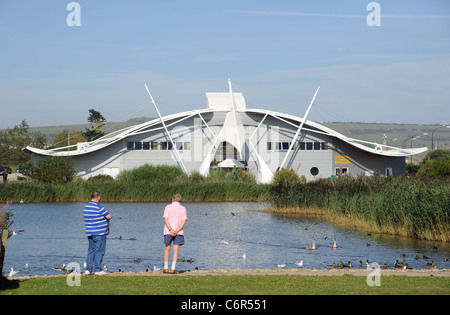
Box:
[163,201,187,235]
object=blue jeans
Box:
[86,235,107,273]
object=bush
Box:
[33,156,75,183]
[117,164,187,182]
[417,157,450,178]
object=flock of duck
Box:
[302,235,447,270]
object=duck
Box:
[426,261,436,267]
[343,261,352,268]
[133,259,140,263]
[325,263,336,268]
[53,264,67,272]
[187,258,193,263]
[329,235,337,248]
[306,236,316,250]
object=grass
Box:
[1,274,449,295]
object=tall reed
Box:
[269,176,449,242]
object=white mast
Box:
[144,84,188,174]
[279,86,320,170]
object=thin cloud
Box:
[230,10,450,20]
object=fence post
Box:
[0,229,8,276]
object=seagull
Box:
[277,264,286,268]
[83,261,87,269]
[25,263,29,269]
[295,260,304,267]
[242,253,246,260]
[218,240,229,245]
[153,265,161,272]
[8,268,19,277]
[103,265,108,271]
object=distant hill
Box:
[28,119,449,153]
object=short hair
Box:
[172,194,182,202]
[91,190,101,199]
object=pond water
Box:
[3,202,449,276]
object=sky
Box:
[0,0,449,129]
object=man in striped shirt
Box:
[83,190,111,275]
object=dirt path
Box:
[12,268,450,280]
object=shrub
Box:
[33,156,75,183]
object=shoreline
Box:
[10,268,450,280]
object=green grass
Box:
[1,274,449,295]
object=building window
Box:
[306,142,313,150]
[127,142,134,150]
[267,142,272,151]
[314,142,321,150]
[321,142,328,150]
[135,142,142,150]
[151,142,159,150]
[310,167,319,176]
[160,142,168,150]
[143,142,150,150]
[184,142,191,150]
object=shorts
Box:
[164,234,185,246]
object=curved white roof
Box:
[25,106,427,158]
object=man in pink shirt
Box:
[163,194,187,274]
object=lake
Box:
[3,202,449,276]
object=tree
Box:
[32,156,75,183]
[52,130,86,151]
[82,109,106,141]
[0,120,48,166]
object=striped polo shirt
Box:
[83,201,110,236]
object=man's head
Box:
[172,194,182,202]
[91,190,101,202]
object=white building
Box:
[26,80,427,183]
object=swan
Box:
[329,236,338,248]
[306,236,316,250]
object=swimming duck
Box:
[306,236,316,250]
[53,264,67,272]
[325,263,336,268]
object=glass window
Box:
[321,142,328,150]
[143,142,150,150]
[282,142,290,150]
[151,142,159,150]
[127,142,134,150]
[300,142,306,150]
[176,142,183,150]
[134,142,142,150]
[306,142,313,150]
[314,142,320,150]
[160,142,168,150]
[184,142,191,150]
[267,142,272,151]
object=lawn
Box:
[1,274,449,295]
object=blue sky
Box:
[0,0,449,129]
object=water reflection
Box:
[3,202,449,276]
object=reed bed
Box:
[269,176,449,242]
